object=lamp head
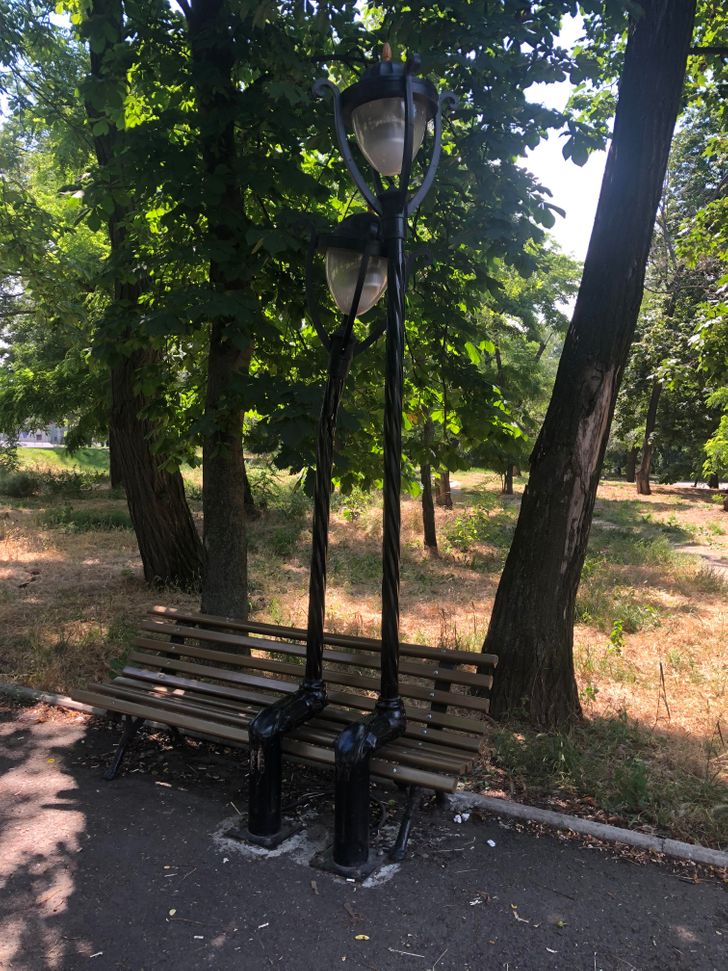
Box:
[340,48,438,178]
[320,212,388,318]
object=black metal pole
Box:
[379,197,407,703]
[305,332,355,681]
[246,249,371,844]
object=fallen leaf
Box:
[354,935,370,941]
[169,909,176,917]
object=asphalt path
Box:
[0,704,725,971]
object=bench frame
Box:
[76,606,496,873]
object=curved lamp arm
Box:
[408,91,457,215]
[305,230,332,350]
[313,78,382,215]
[398,61,416,199]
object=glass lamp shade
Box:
[351,94,429,178]
[325,246,388,317]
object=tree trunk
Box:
[707,472,720,489]
[625,446,638,482]
[435,471,453,509]
[242,458,257,517]
[84,0,203,588]
[420,419,438,552]
[502,466,514,495]
[482,0,696,729]
[186,0,249,618]
[111,348,203,586]
[108,426,124,490]
[636,379,662,495]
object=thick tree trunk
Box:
[420,419,438,551]
[707,472,720,489]
[84,0,203,588]
[435,471,453,509]
[111,347,203,585]
[482,0,696,729]
[108,425,124,489]
[625,446,638,483]
[636,379,662,495]
[186,0,249,618]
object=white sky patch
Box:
[522,15,608,263]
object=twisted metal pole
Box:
[379,221,406,702]
[305,332,355,681]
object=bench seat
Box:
[74,605,497,793]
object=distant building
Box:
[16,425,65,446]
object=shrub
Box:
[39,505,133,532]
[0,471,40,497]
[36,468,105,497]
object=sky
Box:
[521,17,608,263]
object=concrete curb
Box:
[450,792,728,870]
[3,681,726,870]
[0,681,105,716]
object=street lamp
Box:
[314,45,453,876]
[244,211,388,847]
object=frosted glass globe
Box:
[351,95,429,177]
[325,247,388,317]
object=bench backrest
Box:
[126,606,497,748]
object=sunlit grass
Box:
[1,472,726,846]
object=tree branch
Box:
[688,46,728,56]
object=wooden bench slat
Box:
[113,676,471,765]
[139,620,493,691]
[117,669,484,753]
[93,683,470,773]
[75,688,458,792]
[150,606,498,670]
[130,639,492,714]
[126,654,488,735]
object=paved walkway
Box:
[0,704,725,970]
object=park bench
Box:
[74,605,497,840]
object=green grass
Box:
[38,505,133,532]
[484,712,728,847]
[18,446,110,473]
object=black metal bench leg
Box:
[104,716,144,781]
[388,785,419,862]
[239,683,326,848]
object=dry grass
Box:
[1,462,726,847]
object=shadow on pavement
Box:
[1,701,726,971]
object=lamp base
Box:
[225,818,301,850]
[310,846,386,882]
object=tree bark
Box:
[186,0,249,618]
[707,472,720,489]
[108,425,123,490]
[502,466,514,495]
[482,0,696,729]
[420,418,438,552]
[84,0,203,588]
[636,379,662,495]
[435,471,453,509]
[625,446,638,482]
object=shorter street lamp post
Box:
[245,213,388,845]
[314,46,452,873]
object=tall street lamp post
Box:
[315,45,452,874]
